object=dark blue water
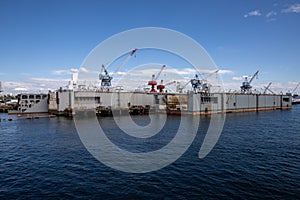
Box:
[0,106,299,199]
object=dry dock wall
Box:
[55,90,154,112]
[188,93,223,113]
[14,93,48,114]
[187,93,291,113]
[225,93,291,112]
[52,90,292,115]
[95,92,154,108]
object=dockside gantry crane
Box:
[99,48,138,89]
[99,64,113,87]
[157,80,176,93]
[148,65,166,92]
[190,70,219,93]
[191,74,202,92]
[241,70,259,93]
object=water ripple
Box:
[0,106,299,199]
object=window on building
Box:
[283,97,290,102]
[201,96,218,104]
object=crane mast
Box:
[148,65,166,92]
[190,70,219,93]
[240,70,259,93]
[99,64,113,87]
[99,48,137,89]
[191,74,202,93]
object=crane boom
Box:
[101,64,109,75]
[99,48,137,88]
[249,70,259,84]
[182,80,191,88]
[165,81,176,86]
[154,65,166,81]
[177,80,191,93]
[113,48,138,75]
[266,87,275,94]
[263,82,272,94]
[292,82,300,93]
[204,70,219,80]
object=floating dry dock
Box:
[46,89,291,116]
[8,68,292,116]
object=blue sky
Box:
[0,0,300,94]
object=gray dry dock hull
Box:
[48,90,292,116]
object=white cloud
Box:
[70,68,78,73]
[191,69,233,75]
[288,81,300,85]
[177,68,198,75]
[79,67,90,74]
[244,10,262,18]
[266,11,277,18]
[282,3,300,13]
[218,70,233,74]
[2,77,69,94]
[30,77,69,82]
[232,77,243,81]
[53,67,91,75]
[110,67,229,92]
[221,80,299,94]
[119,67,196,78]
[52,69,70,75]
[0,66,233,94]
[14,87,28,91]
[115,71,127,75]
[116,67,230,79]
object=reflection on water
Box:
[0,106,299,198]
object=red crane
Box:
[157,80,176,93]
[148,65,166,92]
